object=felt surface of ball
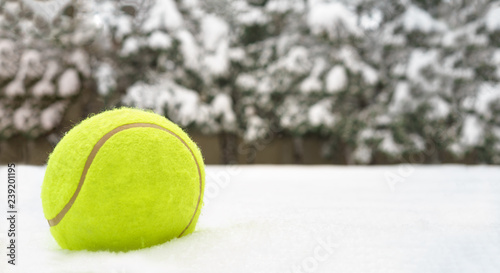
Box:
[42,108,205,251]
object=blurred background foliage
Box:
[0,0,499,164]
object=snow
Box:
[57,69,80,97]
[407,49,437,79]
[203,44,229,76]
[442,22,488,48]
[12,103,36,133]
[177,30,200,71]
[339,46,378,85]
[123,82,169,113]
[403,5,447,33]
[300,77,322,93]
[20,0,71,22]
[485,4,500,31]
[353,144,371,163]
[121,37,142,56]
[362,65,378,85]
[32,80,56,98]
[20,50,44,80]
[211,94,237,131]
[40,101,67,131]
[427,96,451,120]
[475,83,500,117]
[380,131,402,155]
[406,49,439,91]
[244,115,267,142]
[142,0,184,32]
[1,165,499,273]
[358,128,375,140]
[283,46,310,74]
[265,0,305,14]
[95,63,116,97]
[180,0,200,9]
[68,50,90,78]
[122,79,213,128]
[376,114,392,126]
[115,16,133,42]
[256,77,274,94]
[0,39,18,78]
[32,60,59,98]
[410,134,426,151]
[307,2,361,39]
[354,128,402,157]
[167,87,202,127]
[3,1,21,17]
[389,81,411,113]
[236,7,269,25]
[380,22,406,46]
[279,97,306,130]
[300,59,325,93]
[236,73,258,90]
[148,31,173,50]
[122,77,237,131]
[89,1,116,38]
[461,115,483,146]
[201,15,228,52]
[201,15,230,76]
[228,47,245,62]
[493,50,500,64]
[440,52,474,80]
[4,80,25,98]
[308,99,336,127]
[359,9,383,30]
[325,65,347,93]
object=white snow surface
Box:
[1,165,500,273]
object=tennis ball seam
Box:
[47,122,202,238]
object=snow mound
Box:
[1,165,499,273]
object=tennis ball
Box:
[41,108,205,251]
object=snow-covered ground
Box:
[1,165,499,273]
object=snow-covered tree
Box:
[0,0,91,140]
[353,0,500,164]
[3,0,500,164]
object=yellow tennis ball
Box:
[41,108,205,251]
